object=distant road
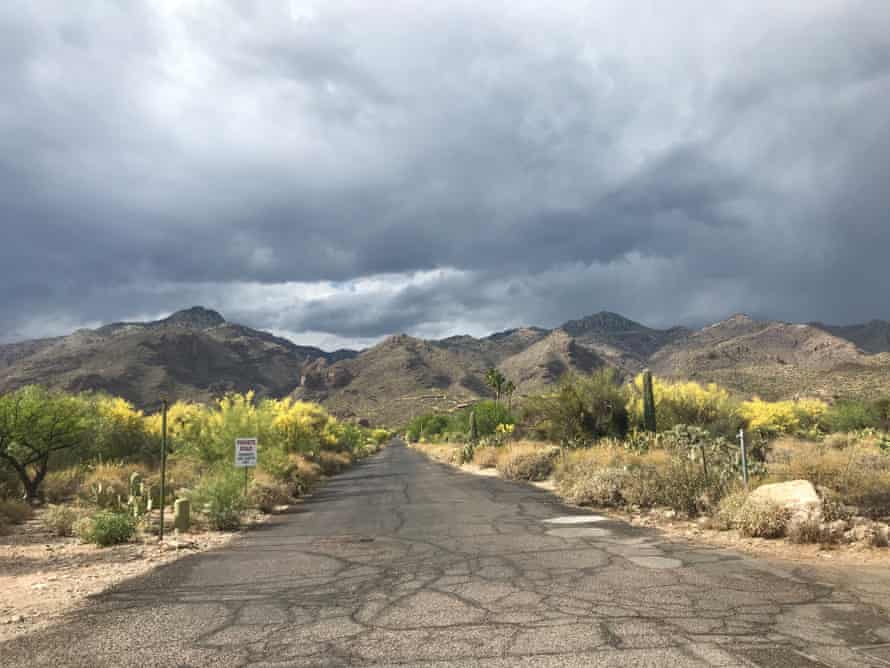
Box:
[3,441,890,666]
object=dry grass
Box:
[495,442,559,481]
[472,446,499,469]
[248,476,293,513]
[0,499,33,525]
[42,467,84,503]
[289,454,323,494]
[767,436,890,517]
[316,451,353,476]
[411,442,462,465]
[553,445,723,515]
[80,461,150,507]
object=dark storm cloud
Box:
[2,1,890,346]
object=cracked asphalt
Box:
[3,441,890,667]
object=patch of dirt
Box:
[0,508,272,643]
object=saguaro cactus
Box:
[642,369,657,433]
[129,472,143,498]
[469,409,479,444]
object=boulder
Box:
[749,480,821,523]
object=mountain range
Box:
[2,306,890,424]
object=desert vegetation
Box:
[0,386,390,544]
[409,368,890,550]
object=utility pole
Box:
[159,398,168,541]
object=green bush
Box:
[0,499,33,525]
[76,510,136,546]
[824,400,881,433]
[43,504,84,537]
[735,498,789,538]
[495,443,559,481]
[190,472,246,530]
[523,371,629,446]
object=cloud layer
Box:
[2,1,889,346]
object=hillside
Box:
[3,307,890,423]
[813,320,890,354]
[650,314,890,400]
[0,307,346,409]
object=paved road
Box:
[4,442,890,667]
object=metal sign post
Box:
[159,399,168,541]
[235,438,258,496]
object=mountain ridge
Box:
[3,307,890,423]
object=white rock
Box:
[749,480,822,522]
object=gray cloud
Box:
[2,1,890,347]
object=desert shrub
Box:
[787,517,831,544]
[81,461,147,508]
[710,491,748,531]
[823,400,881,433]
[43,504,85,537]
[462,401,515,438]
[735,498,789,538]
[190,471,247,530]
[75,510,136,546]
[558,466,629,506]
[629,377,741,436]
[767,437,890,517]
[656,459,713,515]
[0,464,22,500]
[619,450,670,507]
[472,446,499,469]
[42,467,84,503]
[739,398,828,438]
[496,443,559,481]
[0,499,33,524]
[166,457,203,492]
[286,454,322,495]
[523,370,629,446]
[657,426,743,513]
[405,414,451,442]
[248,478,292,513]
[89,396,155,463]
[871,527,890,548]
[316,451,352,476]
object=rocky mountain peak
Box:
[561,311,647,335]
[160,307,226,330]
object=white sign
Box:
[234,438,258,468]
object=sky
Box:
[2,1,889,350]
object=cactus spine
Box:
[642,369,657,433]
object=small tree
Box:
[485,368,507,404]
[0,386,92,502]
[521,370,629,449]
[504,380,516,411]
